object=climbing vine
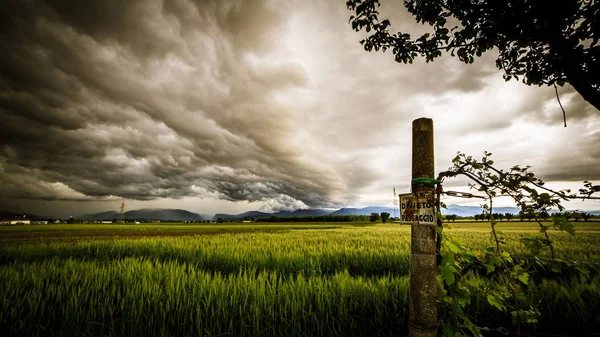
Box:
[435,151,599,336]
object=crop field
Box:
[0,223,345,242]
[1,222,599,336]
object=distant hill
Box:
[0,210,43,220]
[442,205,521,217]
[330,206,396,216]
[212,211,271,221]
[80,208,203,221]
[200,214,215,221]
[80,211,119,221]
[273,209,332,217]
[213,206,399,219]
[212,209,334,221]
[125,209,204,221]
[4,205,597,223]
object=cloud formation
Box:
[0,0,347,210]
[1,0,598,215]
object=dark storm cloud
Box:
[535,85,599,124]
[345,0,597,125]
[538,130,600,182]
[2,0,598,214]
[0,0,345,209]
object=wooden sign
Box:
[399,192,436,225]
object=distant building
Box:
[10,217,31,225]
[100,221,112,224]
[31,220,48,224]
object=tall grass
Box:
[0,229,413,277]
[0,224,599,336]
[0,258,409,337]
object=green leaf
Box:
[441,252,455,266]
[487,294,505,311]
[558,220,575,235]
[516,272,529,285]
[496,285,509,295]
[444,240,463,254]
[465,278,482,289]
[491,256,503,267]
[484,262,496,274]
[439,265,457,285]
[455,286,471,307]
[514,289,527,301]
[501,251,512,262]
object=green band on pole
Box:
[411,177,441,185]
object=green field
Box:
[1,222,599,336]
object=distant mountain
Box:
[442,205,521,217]
[330,206,396,216]
[212,209,332,221]
[330,205,525,217]
[212,211,271,221]
[126,209,203,221]
[216,206,402,219]
[80,211,119,221]
[200,214,215,221]
[273,209,333,217]
[80,208,203,221]
[4,205,597,223]
[0,210,43,220]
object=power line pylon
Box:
[119,199,126,223]
[393,187,398,218]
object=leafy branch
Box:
[439,151,599,258]
[434,151,598,336]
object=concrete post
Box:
[409,118,438,337]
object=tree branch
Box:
[554,84,567,127]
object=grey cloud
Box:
[0,0,347,210]
[550,86,598,123]
[4,0,596,216]
[347,0,596,127]
[239,0,508,202]
[538,131,600,181]
[258,194,308,212]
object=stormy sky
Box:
[1,0,599,218]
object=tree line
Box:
[254,213,394,223]
[258,214,372,223]
[445,211,596,222]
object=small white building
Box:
[10,219,31,225]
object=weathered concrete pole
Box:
[409,118,437,337]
